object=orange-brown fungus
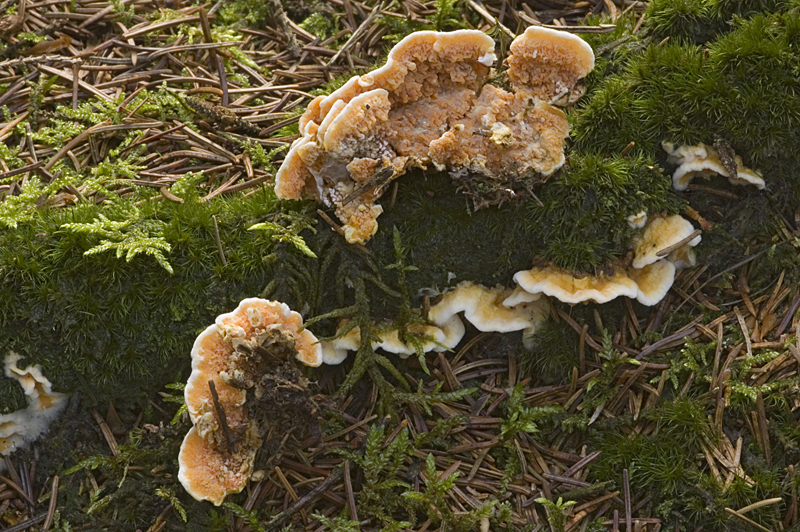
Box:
[507,25,595,102]
[276,28,595,244]
[179,298,322,506]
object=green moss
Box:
[0,188,287,405]
[645,0,716,42]
[300,12,341,41]
[367,153,680,297]
[518,319,580,384]
[216,0,271,26]
[574,9,800,201]
[0,376,26,413]
[645,0,794,43]
[588,424,786,528]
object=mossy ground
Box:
[1,0,800,531]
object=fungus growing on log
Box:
[179,298,323,506]
[513,266,640,305]
[320,317,465,361]
[319,282,549,362]
[510,214,699,306]
[632,214,701,269]
[628,260,677,306]
[627,210,647,229]
[506,25,595,103]
[663,142,764,191]
[428,281,550,335]
[0,353,66,468]
[276,28,595,244]
[510,261,679,307]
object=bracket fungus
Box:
[319,282,549,362]
[510,261,679,307]
[510,214,700,306]
[427,281,550,335]
[1,353,66,468]
[632,214,701,269]
[627,260,677,307]
[179,298,323,506]
[663,142,764,191]
[276,27,594,244]
[320,316,465,362]
[627,210,647,229]
[513,266,640,305]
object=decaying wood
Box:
[2,0,799,530]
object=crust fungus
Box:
[627,210,647,229]
[502,285,544,308]
[179,298,323,506]
[510,213,699,307]
[510,261,680,307]
[509,212,701,307]
[276,28,595,244]
[632,214,701,269]
[506,26,595,103]
[318,282,550,362]
[1,353,67,467]
[663,142,765,191]
[667,245,696,269]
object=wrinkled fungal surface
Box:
[320,281,550,361]
[179,298,322,506]
[276,28,594,244]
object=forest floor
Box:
[1,0,800,531]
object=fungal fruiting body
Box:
[510,215,700,306]
[627,210,647,229]
[276,27,594,244]
[179,298,322,506]
[427,282,549,335]
[632,214,700,270]
[320,282,550,361]
[319,317,465,362]
[663,142,764,191]
[0,353,67,470]
[513,266,640,305]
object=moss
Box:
[0,151,680,407]
[588,422,785,529]
[518,319,580,385]
[45,398,217,532]
[645,0,717,43]
[590,429,701,497]
[299,12,341,41]
[645,0,796,43]
[573,9,800,202]
[367,152,680,298]
[0,187,286,406]
[0,376,26,413]
[530,154,683,271]
[216,0,272,26]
